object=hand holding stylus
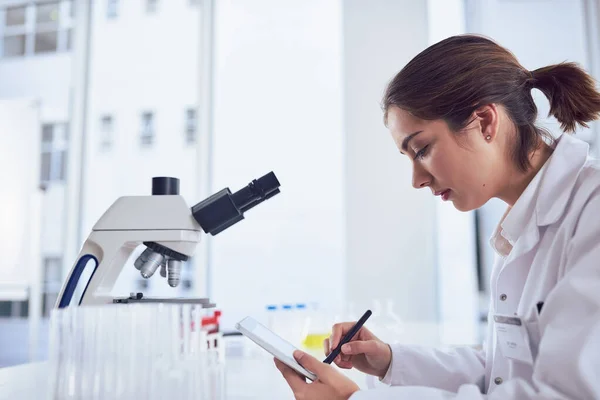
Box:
[324,311,392,380]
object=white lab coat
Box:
[350,133,600,399]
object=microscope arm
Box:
[56,229,200,307]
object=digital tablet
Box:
[235,316,317,381]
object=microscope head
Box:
[132,172,281,287]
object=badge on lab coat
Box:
[494,315,534,365]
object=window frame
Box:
[140,111,155,147]
[185,107,198,145]
[40,122,69,185]
[106,0,119,19]
[99,114,114,151]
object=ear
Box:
[473,104,499,143]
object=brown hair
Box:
[382,35,600,172]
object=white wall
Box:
[0,99,41,286]
[39,188,67,255]
[0,55,71,121]
[210,0,345,329]
[343,0,439,323]
[0,54,72,260]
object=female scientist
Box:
[275,34,600,399]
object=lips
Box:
[441,190,451,201]
[434,189,452,201]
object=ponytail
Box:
[531,62,600,133]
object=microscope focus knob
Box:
[152,177,180,195]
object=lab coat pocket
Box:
[494,314,534,365]
[523,317,541,363]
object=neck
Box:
[497,142,553,206]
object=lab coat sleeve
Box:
[349,191,600,400]
[378,344,485,391]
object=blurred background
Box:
[0,0,598,368]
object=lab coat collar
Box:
[499,157,549,247]
[535,133,589,226]
[491,134,589,257]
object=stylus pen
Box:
[323,309,372,364]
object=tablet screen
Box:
[252,320,296,356]
[236,317,317,381]
[240,317,296,357]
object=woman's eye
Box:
[413,145,430,160]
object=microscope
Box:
[55,172,280,309]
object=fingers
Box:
[293,350,328,380]
[333,354,353,369]
[325,337,346,367]
[330,322,357,350]
[332,354,343,368]
[274,358,307,394]
[341,340,379,356]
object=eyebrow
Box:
[401,131,423,152]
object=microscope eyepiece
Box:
[231,171,280,213]
[152,177,180,195]
[191,171,280,235]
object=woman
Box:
[275,34,600,399]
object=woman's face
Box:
[386,106,504,211]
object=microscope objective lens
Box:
[140,252,164,279]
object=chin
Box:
[452,196,489,212]
[451,199,475,212]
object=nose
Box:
[412,162,432,189]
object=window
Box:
[100,115,114,150]
[36,2,60,25]
[6,6,26,26]
[43,256,63,285]
[140,112,154,146]
[185,108,198,144]
[35,31,58,53]
[42,256,62,316]
[66,28,72,50]
[107,0,119,19]
[3,35,26,57]
[40,123,68,184]
[147,0,158,13]
[1,2,73,58]
[3,5,27,58]
[35,2,60,53]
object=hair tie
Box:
[526,70,536,89]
